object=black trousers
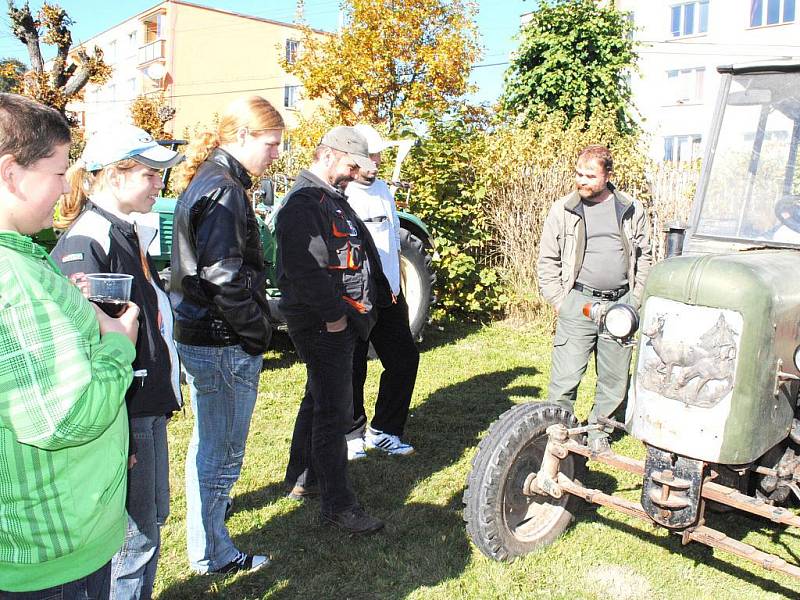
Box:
[352,293,420,436]
[285,323,358,515]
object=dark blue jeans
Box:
[285,323,358,515]
[0,562,110,599]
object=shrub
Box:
[477,110,650,321]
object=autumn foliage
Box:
[285,0,480,130]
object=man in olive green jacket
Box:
[537,145,652,452]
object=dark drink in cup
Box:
[86,273,133,318]
[88,295,128,318]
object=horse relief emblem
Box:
[639,312,738,407]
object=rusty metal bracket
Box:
[524,423,569,498]
[555,473,800,580]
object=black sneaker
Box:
[212,551,269,574]
[321,506,384,535]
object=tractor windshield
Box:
[694,69,800,247]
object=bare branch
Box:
[7,0,44,73]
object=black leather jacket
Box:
[170,148,271,355]
[275,169,392,340]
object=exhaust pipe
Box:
[663,222,689,258]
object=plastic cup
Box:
[86,273,133,317]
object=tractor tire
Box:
[399,228,435,341]
[463,403,586,562]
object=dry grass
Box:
[486,160,700,322]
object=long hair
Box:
[173,95,284,191]
[56,159,138,229]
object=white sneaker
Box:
[347,435,367,460]
[364,427,415,456]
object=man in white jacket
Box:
[344,124,419,458]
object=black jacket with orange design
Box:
[275,169,391,339]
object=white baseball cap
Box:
[81,124,184,172]
[353,124,392,154]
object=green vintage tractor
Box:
[464,60,800,582]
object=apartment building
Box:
[68,0,328,137]
[616,0,800,161]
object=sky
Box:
[0,0,534,104]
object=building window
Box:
[666,67,705,103]
[107,39,117,63]
[127,31,138,56]
[284,85,300,108]
[670,1,709,36]
[750,0,795,26]
[107,84,116,102]
[285,39,300,64]
[127,78,137,96]
[664,134,702,162]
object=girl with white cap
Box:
[51,124,184,600]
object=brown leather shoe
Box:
[321,506,384,535]
[287,484,319,502]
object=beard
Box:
[333,173,354,190]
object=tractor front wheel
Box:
[463,403,586,561]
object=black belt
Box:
[573,282,629,301]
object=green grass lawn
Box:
[152,322,800,599]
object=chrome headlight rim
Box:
[604,303,640,339]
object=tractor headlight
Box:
[604,304,640,339]
[794,345,800,371]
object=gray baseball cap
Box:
[320,126,377,171]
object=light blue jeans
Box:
[110,416,170,600]
[178,343,262,573]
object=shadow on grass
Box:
[586,509,800,598]
[261,331,300,371]
[157,366,538,599]
[416,321,486,353]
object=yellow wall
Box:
[167,2,327,138]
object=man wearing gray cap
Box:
[275,126,392,534]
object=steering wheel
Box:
[774,195,800,233]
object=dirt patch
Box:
[583,563,653,600]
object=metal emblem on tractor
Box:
[639,306,740,407]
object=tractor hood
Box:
[628,250,800,464]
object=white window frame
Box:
[666,67,705,104]
[284,84,301,109]
[107,39,117,63]
[670,1,709,37]
[285,39,300,64]
[664,134,702,162]
[750,0,795,26]
[127,31,138,56]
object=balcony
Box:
[139,39,165,66]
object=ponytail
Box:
[55,163,92,229]
[172,131,219,192]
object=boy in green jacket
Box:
[0,94,139,598]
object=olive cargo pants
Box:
[547,288,632,440]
